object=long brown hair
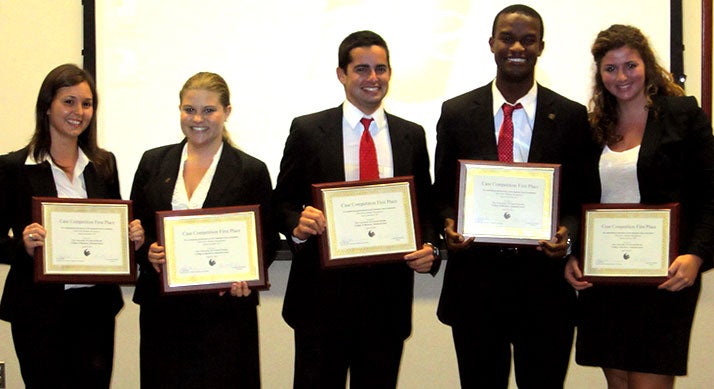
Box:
[30,64,114,178]
[589,24,684,145]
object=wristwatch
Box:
[425,242,441,260]
[564,237,573,258]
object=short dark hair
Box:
[338,30,390,71]
[491,4,544,40]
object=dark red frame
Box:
[579,203,680,285]
[311,176,421,269]
[156,205,267,294]
[456,160,561,246]
[32,197,136,284]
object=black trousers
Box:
[293,323,405,389]
[443,248,576,389]
[451,315,573,389]
[11,287,116,389]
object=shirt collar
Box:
[25,147,90,170]
[491,80,538,119]
[25,147,91,185]
[342,100,387,131]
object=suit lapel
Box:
[154,143,184,209]
[529,85,559,163]
[320,107,347,182]
[386,114,409,176]
[203,142,241,207]
[471,86,499,160]
[83,162,113,199]
[637,109,662,176]
[25,162,58,197]
[83,163,102,198]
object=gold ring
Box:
[29,233,34,240]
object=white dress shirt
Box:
[341,100,394,181]
[492,81,538,162]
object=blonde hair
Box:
[180,72,234,145]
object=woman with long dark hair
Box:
[0,63,145,388]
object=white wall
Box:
[0,1,712,388]
[0,1,86,386]
[92,0,672,199]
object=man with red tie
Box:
[273,30,439,388]
[432,4,591,388]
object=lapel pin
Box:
[548,113,556,120]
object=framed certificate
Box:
[32,197,136,284]
[156,205,267,294]
[311,177,421,269]
[456,160,560,245]
[579,203,680,284]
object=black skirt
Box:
[575,277,701,376]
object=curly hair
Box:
[30,63,114,179]
[589,24,684,145]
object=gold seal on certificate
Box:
[311,177,421,269]
[579,203,679,284]
[32,197,136,284]
[156,205,267,294]
[456,160,560,245]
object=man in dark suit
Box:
[432,5,591,388]
[273,30,439,388]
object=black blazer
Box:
[273,106,437,339]
[433,82,591,232]
[580,95,714,271]
[130,139,277,306]
[433,83,591,325]
[0,147,124,322]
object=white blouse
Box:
[171,143,224,210]
[599,145,641,203]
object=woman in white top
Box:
[0,63,145,388]
[564,25,714,388]
[130,72,277,388]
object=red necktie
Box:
[359,117,379,180]
[497,103,522,162]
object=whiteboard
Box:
[94,0,671,198]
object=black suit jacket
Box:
[273,106,437,339]
[433,83,591,325]
[130,139,277,307]
[0,147,124,322]
[580,95,714,271]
